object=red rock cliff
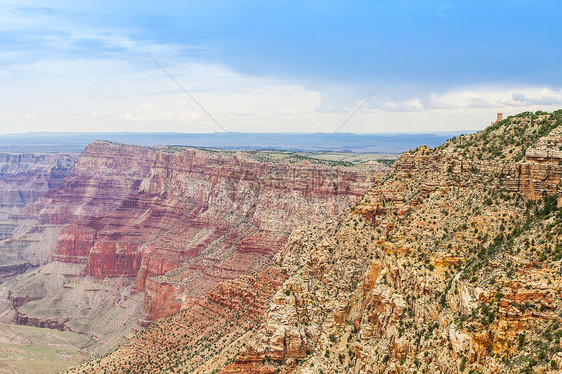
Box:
[0,141,155,267]
[36,141,156,225]
[0,152,77,209]
[0,152,77,267]
[53,148,386,321]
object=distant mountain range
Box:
[0,132,468,154]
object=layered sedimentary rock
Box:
[0,152,77,273]
[0,142,156,333]
[220,111,562,373]
[0,142,154,263]
[0,263,36,282]
[53,148,385,321]
[0,142,154,268]
[34,141,156,225]
[68,110,562,374]
[0,153,76,210]
[393,123,562,203]
[67,267,288,373]
[3,143,385,344]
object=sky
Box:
[1,0,561,135]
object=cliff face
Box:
[222,111,562,373]
[53,148,384,321]
[4,143,386,342]
[79,110,562,374]
[67,266,288,374]
[0,152,77,270]
[0,153,76,210]
[0,142,156,336]
[35,141,156,225]
[135,150,379,321]
[0,142,154,268]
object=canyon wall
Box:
[221,112,562,373]
[2,143,387,343]
[77,111,562,374]
[0,152,77,271]
[53,148,385,321]
[34,141,156,225]
[0,153,76,211]
[0,142,154,268]
[0,142,156,334]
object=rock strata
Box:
[67,110,562,374]
[0,152,77,209]
[0,152,77,269]
[222,110,562,373]
[3,144,385,344]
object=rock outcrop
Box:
[82,110,562,374]
[0,142,156,338]
[34,141,156,225]
[0,152,77,273]
[0,142,153,268]
[0,152,76,210]
[67,267,288,373]
[219,110,562,373]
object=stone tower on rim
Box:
[492,113,503,125]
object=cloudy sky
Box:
[0,0,561,135]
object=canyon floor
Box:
[0,324,92,374]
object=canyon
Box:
[0,152,77,274]
[72,110,562,373]
[0,141,386,362]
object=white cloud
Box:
[1,3,561,135]
[361,86,562,114]
[2,54,562,134]
[118,102,203,122]
[509,89,562,106]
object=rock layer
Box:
[53,148,385,321]
[3,144,386,340]
[0,142,154,268]
[35,141,156,225]
[67,266,288,373]
[66,110,562,374]
[0,142,156,339]
[223,111,562,373]
[0,152,76,209]
[0,152,77,269]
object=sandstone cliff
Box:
[53,147,384,322]
[0,152,76,210]
[0,142,154,268]
[0,141,156,331]
[35,140,156,225]
[67,266,288,373]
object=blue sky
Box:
[1,0,561,134]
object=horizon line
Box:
[0,130,477,136]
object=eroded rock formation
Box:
[0,152,77,275]
[220,111,562,373]
[54,148,384,321]
[2,143,386,346]
[68,111,562,374]
[0,153,76,209]
[0,142,156,333]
